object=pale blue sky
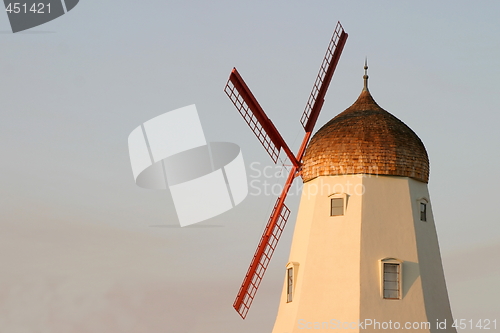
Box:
[0,1,499,332]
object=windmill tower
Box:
[224,22,455,333]
[271,65,456,333]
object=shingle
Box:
[301,89,430,183]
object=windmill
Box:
[223,21,348,319]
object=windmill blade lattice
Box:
[225,69,299,167]
[224,76,280,163]
[300,21,348,133]
[234,198,291,318]
[225,21,347,319]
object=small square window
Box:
[420,203,427,221]
[287,267,293,302]
[330,198,344,216]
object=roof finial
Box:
[363,58,369,92]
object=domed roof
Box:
[301,71,429,183]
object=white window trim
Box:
[328,192,349,217]
[379,258,403,300]
[417,197,429,222]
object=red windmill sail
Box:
[224,21,348,319]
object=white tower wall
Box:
[271,174,455,333]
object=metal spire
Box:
[363,58,369,91]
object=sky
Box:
[0,1,499,332]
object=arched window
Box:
[329,193,348,216]
[380,258,403,300]
[285,262,299,303]
[417,198,429,222]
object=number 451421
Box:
[452,319,497,330]
[6,3,51,14]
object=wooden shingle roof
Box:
[301,88,429,183]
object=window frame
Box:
[420,202,427,221]
[417,198,429,222]
[330,197,344,216]
[286,267,293,302]
[328,192,348,217]
[380,258,403,300]
[285,262,299,303]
